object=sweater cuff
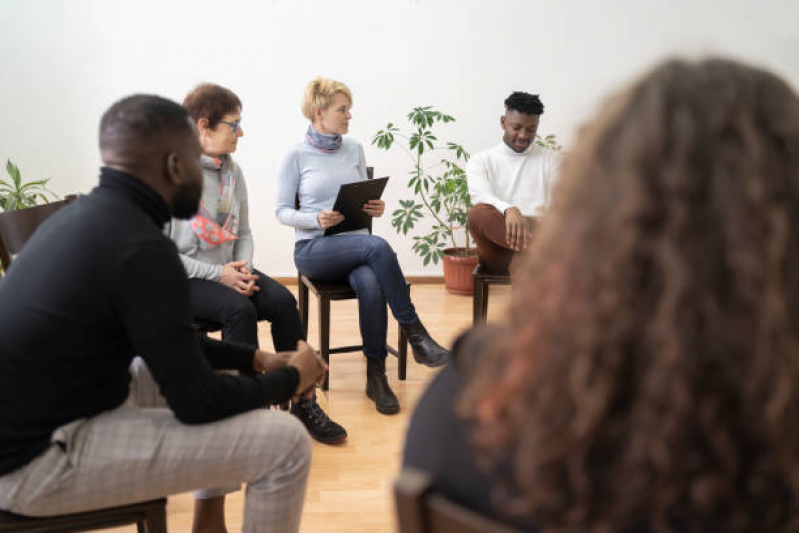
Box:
[494,201,513,216]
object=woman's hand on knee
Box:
[219,261,259,296]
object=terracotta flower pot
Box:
[442,248,479,295]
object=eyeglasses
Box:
[219,119,241,133]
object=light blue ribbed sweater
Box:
[275,137,369,241]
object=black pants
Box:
[189,268,304,351]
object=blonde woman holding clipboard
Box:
[276,77,450,415]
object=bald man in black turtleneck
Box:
[0,94,324,533]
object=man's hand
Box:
[218,260,259,296]
[317,210,344,229]
[253,349,291,373]
[362,199,385,218]
[288,340,328,396]
[504,207,530,251]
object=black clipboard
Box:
[324,177,389,236]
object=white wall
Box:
[1,0,796,276]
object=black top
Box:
[404,329,657,533]
[0,168,298,476]
[402,327,538,530]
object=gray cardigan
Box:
[169,155,253,280]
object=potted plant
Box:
[0,160,60,275]
[1,160,57,211]
[373,106,478,295]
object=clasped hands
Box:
[317,199,385,229]
[253,340,328,401]
[219,260,259,296]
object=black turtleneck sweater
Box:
[0,168,298,476]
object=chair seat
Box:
[472,264,511,284]
[0,497,167,533]
[299,275,357,299]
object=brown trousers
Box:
[467,203,536,272]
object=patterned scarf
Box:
[190,155,238,249]
[305,125,342,153]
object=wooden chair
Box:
[297,274,408,390]
[0,196,77,271]
[395,468,522,533]
[472,264,511,324]
[295,166,408,390]
[0,498,167,533]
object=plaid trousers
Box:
[0,357,311,533]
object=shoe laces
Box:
[301,399,332,427]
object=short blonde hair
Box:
[301,77,353,121]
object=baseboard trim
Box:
[274,275,445,286]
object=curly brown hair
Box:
[459,58,799,532]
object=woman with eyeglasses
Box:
[275,77,451,416]
[169,82,347,531]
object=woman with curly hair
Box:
[404,57,799,532]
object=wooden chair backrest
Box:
[395,468,524,533]
[0,196,77,270]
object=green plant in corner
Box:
[373,106,472,266]
[1,160,58,212]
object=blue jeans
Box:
[294,234,418,360]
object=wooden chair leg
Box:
[140,499,167,533]
[320,296,331,390]
[480,282,490,323]
[473,277,485,324]
[298,278,309,339]
[398,326,408,381]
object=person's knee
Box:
[365,235,395,259]
[224,297,257,325]
[350,270,384,304]
[468,203,500,230]
[272,285,299,313]
[467,205,481,227]
[261,412,311,475]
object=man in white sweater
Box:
[466,92,562,272]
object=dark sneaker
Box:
[290,397,348,444]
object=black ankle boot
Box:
[290,396,348,444]
[402,319,450,367]
[366,358,400,415]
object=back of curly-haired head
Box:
[460,58,799,532]
[504,91,544,115]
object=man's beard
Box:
[172,180,202,219]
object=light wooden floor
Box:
[101,283,511,533]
